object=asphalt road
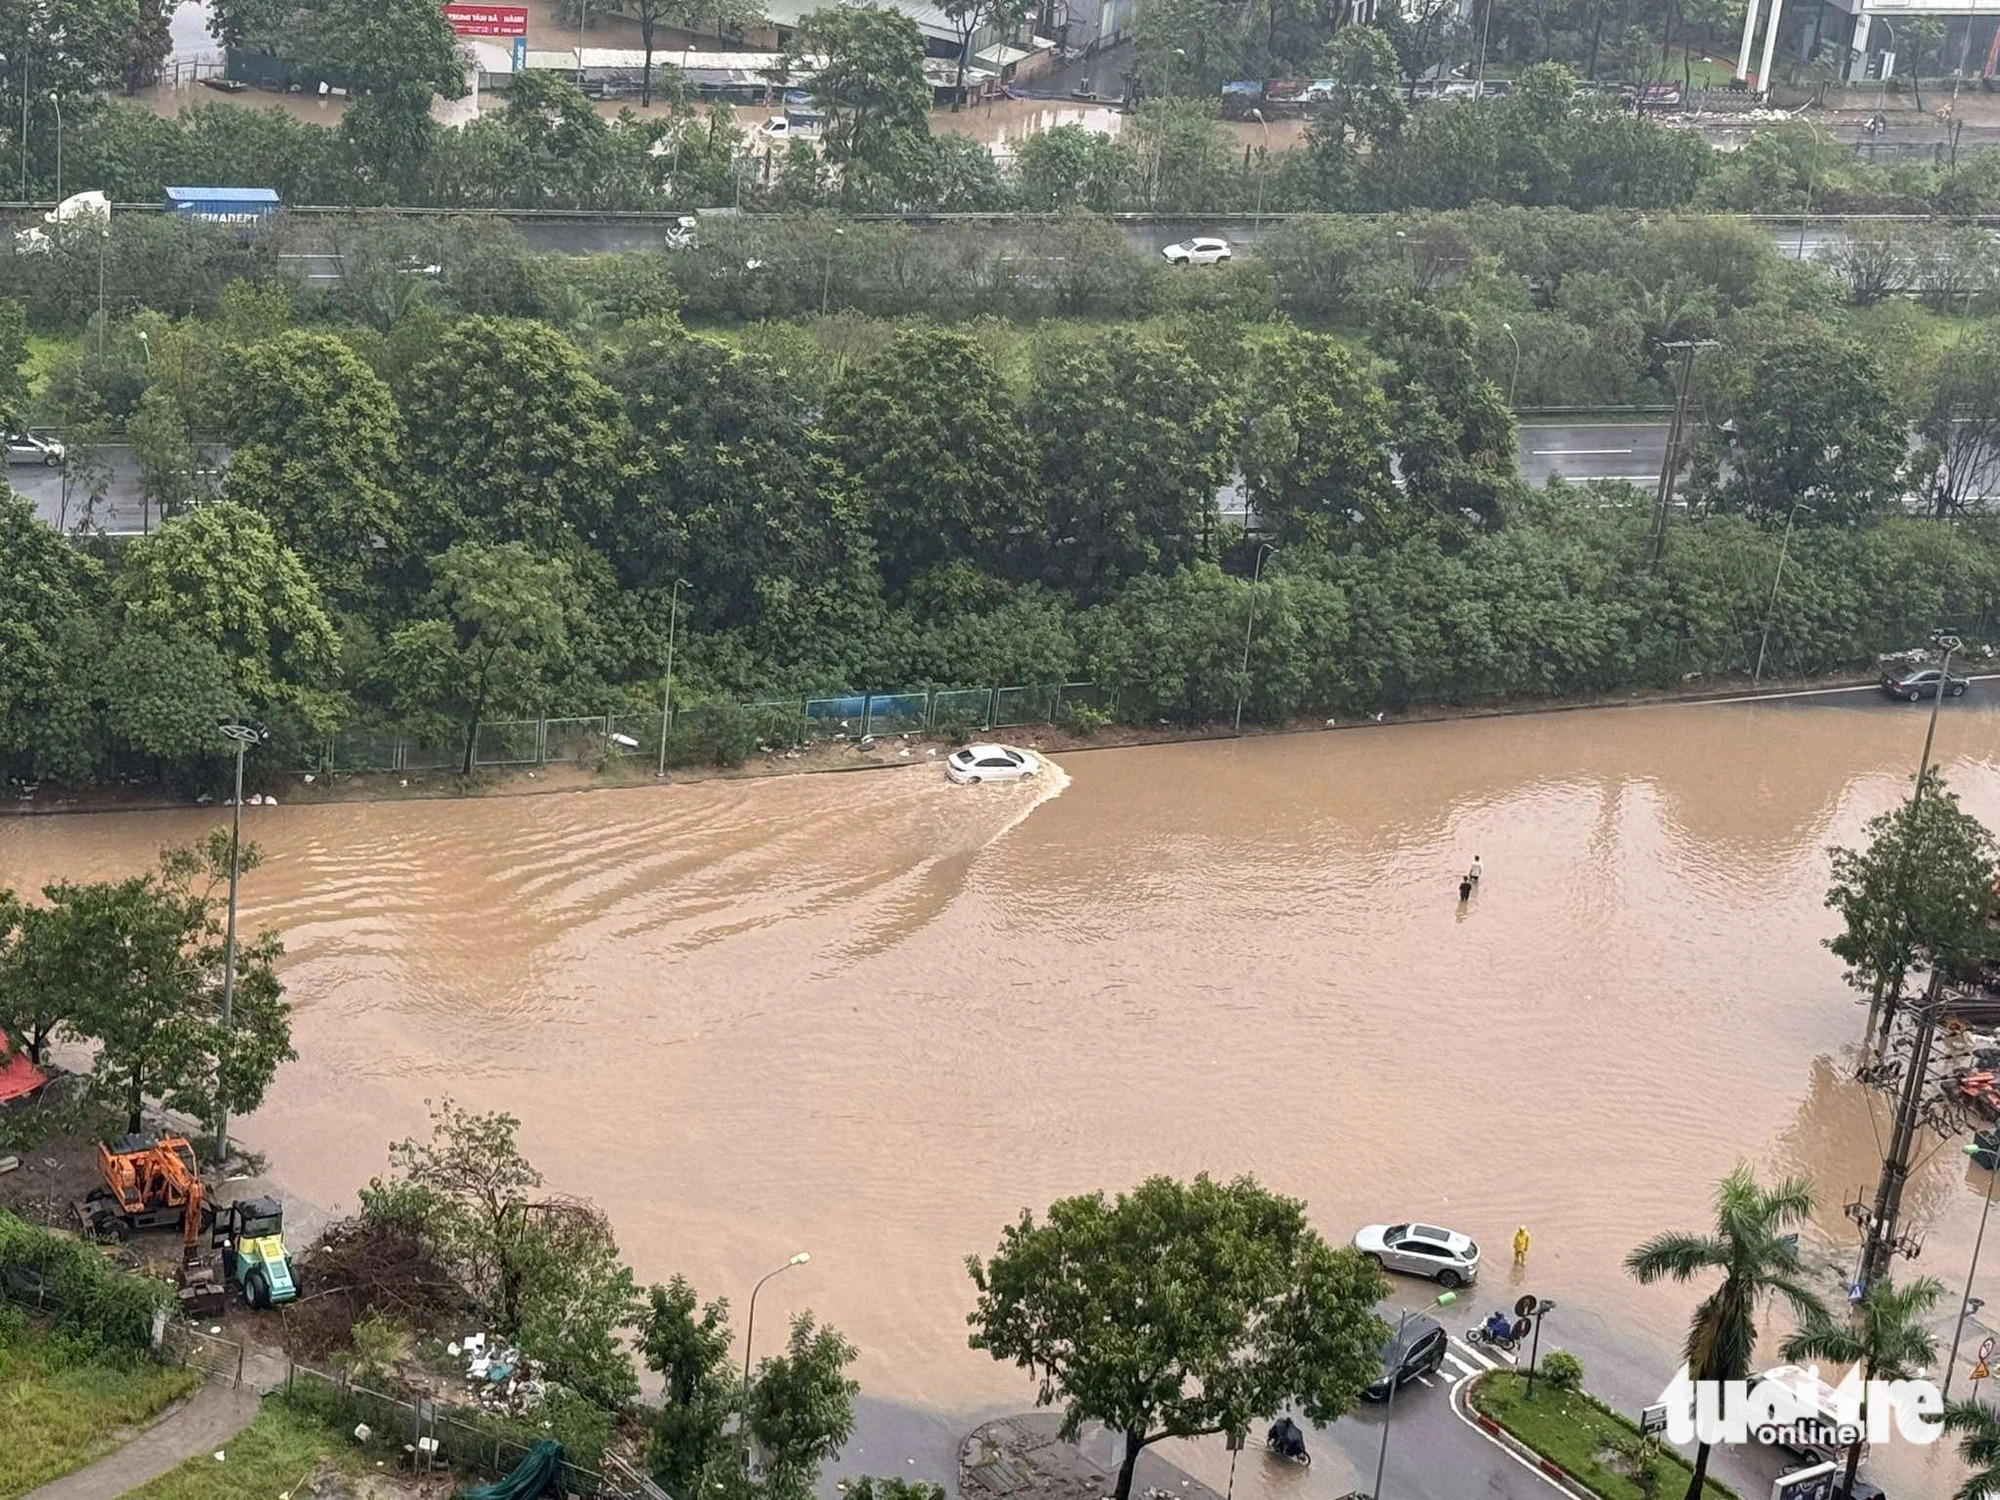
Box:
[7,444,228,535]
[1516,420,1673,489]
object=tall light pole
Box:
[657,577,690,778]
[820,225,845,315]
[47,91,60,238]
[1233,543,1276,733]
[1914,631,1962,797]
[214,721,266,1163]
[1796,119,1824,262]
[1751,496,1804,687]
[741,1252,811,1466]
[1500,321,1521,408]
[1474,0,1495,96]
[1371,1290,1456,1500]
[1248,108,1269,236]
[1945,1139,1998,1401]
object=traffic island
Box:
[1467,1371,1739,1500]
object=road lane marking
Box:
[1530,447,1635,456]
[1452,1338,1497,1370]
[1449,1370,1575,1494]
[1414,1374,1436,1387]
[1445,1353,1480,1377]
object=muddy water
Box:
[6,698,2000,1476]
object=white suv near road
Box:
[1353,1222,1482,1287]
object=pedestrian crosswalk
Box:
[1450,1336,1517,1374]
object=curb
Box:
[1448,1370,1597,1500]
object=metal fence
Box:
[302,683,1116,775]
[283,1362,630,1495]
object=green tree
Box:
[1126,98,1239,213]
[640,1277,737,1494]
[940,0,1035,105]
[37,835,292,1135]
[300,0,471,200]
[1293,25,1406,206]
[1026,335,1234,595]
[0,491,104,782]
[601,332,856,625]
[1375,298,1517,535]
[1703,327,1905,527]
[1913,330,2000,519]
[966,1173,1388,1500]
[2,1,142,194]
[1240,330,1398,547]
[0,893,62,1067]
[1625,1166,1827,1500]
[1945,1400,2000,1500]
[129,386,199,526]
[512,1202,643,1407]
[219,330,405,597]
[399,317,626,555]
[1825,771,1999,1032]
[1901,16,1947,112]
[384,542,573,775]
[1780,1277,1944,1500]
[821,325,1039,589]
[115,501,340,715]
[0,300,29,427]
[1013,126,1133,213]
[747,1313,860,1500]
[785,5,932,173]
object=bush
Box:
[1540,1348,1584,1391]
[0,1213,172,1353]
[1056,699,1110,734]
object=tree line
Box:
[3,220,2000,790]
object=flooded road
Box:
[6,695,2000,1491]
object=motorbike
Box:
[1465,1312,1520,1352]
[1264,1416,1311,1468]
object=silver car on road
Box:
[1352,1222,1481,1287]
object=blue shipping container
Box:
[163,187,281,224]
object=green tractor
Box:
[213,1196,298,1310]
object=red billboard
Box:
[444,4,528,36]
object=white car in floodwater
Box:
[946,744,1038,785]
[1353,1222,1481,1287]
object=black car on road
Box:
[1880,665,1968,702]
[1363,1314,1447,1401]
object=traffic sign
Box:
[1979,1335,1995,1362]
[1515,1294,1538,1319]
[1512,1318,1532,1341]
[1640,1404,1668,1436]
[1973,1360,1992,1382]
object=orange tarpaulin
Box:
[0,1031,47,1104]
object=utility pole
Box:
[1645,340,1716,573]
[214,721,266,1163]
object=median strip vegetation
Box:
[1470,1370,1738,1500]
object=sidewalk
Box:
[21,1383,262,1500]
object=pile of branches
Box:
[283,1215,467,1361]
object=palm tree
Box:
[1625,1164,1828,1500]
[1945,1398,2000,1500]
[1781,1277,1944,1500]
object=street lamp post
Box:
[1945,1140,1998,1400]
[1751,497,1804,688]
[1500,321,1521,408]
[657,578,690,778]
[214,721,266,1163]
[1248,109,1269,236]
[1797,119,1824,262]
[740,1252,811,1466]
[1233,543,1276,734]
[48,91,60,241]
[1371,1290,1456,1500]
[1915,631,1962,798]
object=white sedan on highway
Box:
[945,744,1039,785]
[1161,237,1232,266]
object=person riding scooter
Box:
[1266,1415,1307,1461]
[1479,1310,1517,1346]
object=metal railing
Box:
[303,683,1115,775]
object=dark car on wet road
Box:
[1879,665,1968,701]
[1363,1314,1447,1401]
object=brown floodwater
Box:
[6,697,2000,1488]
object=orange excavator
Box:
[75,1134,228,1316]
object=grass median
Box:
[1470,1370,1739,1500]
[0,1320,202,1499]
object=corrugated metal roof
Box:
[164,186,281,204]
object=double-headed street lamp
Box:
[214,720,267,1162]
[740,1251,811,1467]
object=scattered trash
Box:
[0,1157,17,1175]
[899,749,910,757]
[448,1341,461,1356]
[302,773,315,783]
[213,1450,227,1462]
[263,795,277,805]
[354,1423,373,1442]
[208,1325,221,1335]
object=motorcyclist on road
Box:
[1267,1415,1306,1459]
[1482,1310,1515,1344]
